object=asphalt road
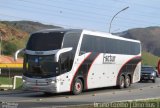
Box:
[0,78,160,108]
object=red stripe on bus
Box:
[86,54,100,89]
[70,52,92,92]
[116,56,141,84]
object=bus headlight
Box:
[56,67,59,73]
[51,80,55,84]
[46,79,56,84]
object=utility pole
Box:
[0,32,1,75]
[109,6,129,33]
[0,32,2,56]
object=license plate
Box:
[143,77,148,79]
[33,86,39,91]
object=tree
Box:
[3,41,17,55]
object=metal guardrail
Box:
[0,66,23,90]
[0,68,23,77]
[0,84,13,90]
[0,63,23,77]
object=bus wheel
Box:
[124,75,131,88]
[118,75,125,89]
[44,92,54,95]
[72,78,83,95]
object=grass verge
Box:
[0,76,22,89]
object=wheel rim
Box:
[75,82,82,92]
[120,77,124,88]
[126,77,130,86]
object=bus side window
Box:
[79,36,87,55]
[79,35,94,55]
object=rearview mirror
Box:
[14,48,25,61]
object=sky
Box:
[0,0,160,33]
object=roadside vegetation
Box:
[0,77,22,89]
[142,51,160,67]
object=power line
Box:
[115,0,160,10]
[0,2,159,30]
[0,4,106,24]
[0,0,159,32]
[49,0,160,16]
[2,11,144,33]
[0,11,157,33]
[0,12,109,32]
[15,0,160,25]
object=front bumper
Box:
[141,75,155,80]
[23,82,57,93]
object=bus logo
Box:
[35,51,44,55]
[35,58,39,63]
[103,54,116,64]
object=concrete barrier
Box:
[13,76,22,89]
[0,84,13,90]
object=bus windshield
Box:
[23,54,59,78]
[26,32,64,51]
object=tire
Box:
[152,79,156,83]
[117,75,125,89]
[44,92,54,95]
[124,75,131,88]
[139,79,143,82]
[72,78,83,95]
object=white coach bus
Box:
[15,29,141,95]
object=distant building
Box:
[0,55,23,68]
[0,55,23,76]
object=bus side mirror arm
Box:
[55,47,73,62]
[14,48,25,61]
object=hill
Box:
[119,27,160,57]
[0,22,28,55]
[1,20,61,33]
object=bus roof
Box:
[82,29,140,43]
[31,29,140,43]
[32,28,82,34]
